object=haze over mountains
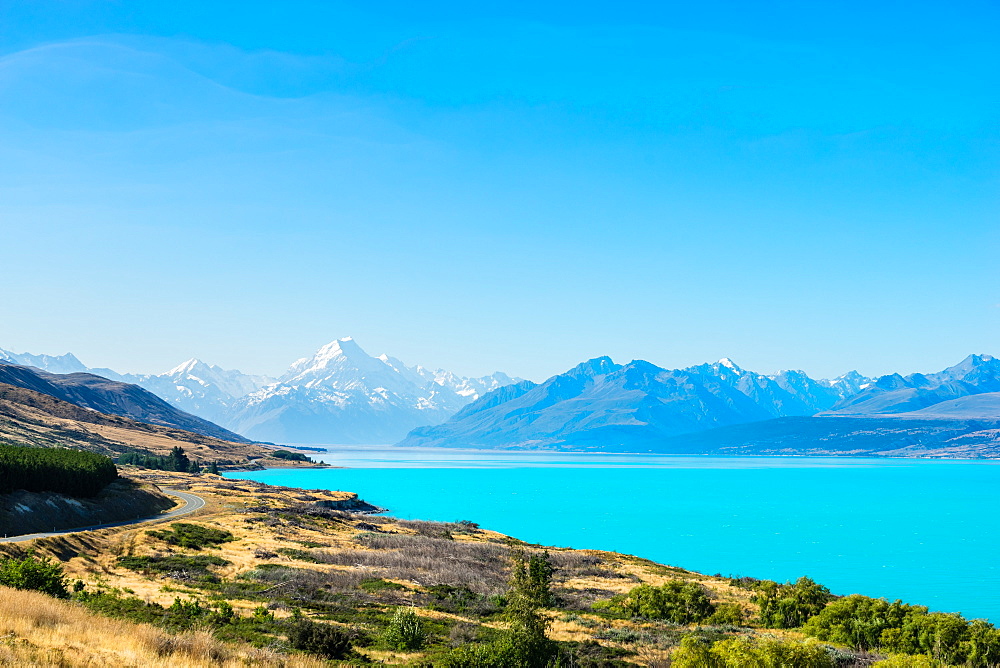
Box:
[1,338,520,445]
[401,354,1000,455]
[4,342,1000,455]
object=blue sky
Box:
[1,1,997,380]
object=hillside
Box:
[0,470,987,666]
[0,382,310,468]
[0,477,175,536]
[2,340,523,445]
[0,362,248,442]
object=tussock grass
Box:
[313,533,510,595]
[0,585,326,667]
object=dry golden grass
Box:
[0,470,802,666]
[0,586,327,667]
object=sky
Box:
[1,0,998,381]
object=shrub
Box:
[670,634,836,667]
[802,594,1000,666]
[381,607,427,650]
[287,620,353,659]
[753,576,833,628]
[706,602,745,626]
[147,523,235,550]
[593,580,715,624]
[0,555,68,598]
[117,554,229,578]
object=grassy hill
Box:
[1,470,991,666]
[0,382,316,469]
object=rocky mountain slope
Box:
[400,354,1000,454]
[0,362,247,442]
[228,338,519,444]
[1,339,520,445]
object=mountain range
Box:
[5,342,1000,455]
[2,338,520,445]
[400,354,1000,455]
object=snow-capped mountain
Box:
[0,348,89,375]
[124,359,275,425]
[400,356,874,450]
[0,346,271,422]
[226,337,521,444]
[824,354,1000,416]
[0,339,521,444]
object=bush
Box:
[0,555,68,598]
[117,554,229,578]
[287,620,353,659]
[147,523,235,550]
[593,580,715,624]
[381,607,427,650]
[802,594,1000,667]
[670,634,836,667]
[753,577,833,628]
[0,443,117,497]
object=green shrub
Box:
[802,594,1000,667]
[670,634,836,667]
[287,620,353,659]
[593,580,716,624]
[147,523,235,550]
[381,607,427,650]
[117,554,229,577]
[706,602,745,626]
[360,577,406,593]
[753,577,833,628]
[0,555,68,598]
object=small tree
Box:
[169,447,190,473]
[0,555,68,598]
[208,461,220,476]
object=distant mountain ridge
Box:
[1,339,522,445]
[400,354,1000,453]
[0,362,248,443]
[227,338,520,444]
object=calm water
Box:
[226,448,1000,622]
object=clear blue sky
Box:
[1,1,997,381]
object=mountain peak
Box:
[167,358,206,376]
[718,357,742,371]
[311,337,369,363]
[569,356,619,377]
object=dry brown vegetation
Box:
[0,470,873,666]
[0,383,319,468]
[0,586,327,667]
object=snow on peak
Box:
[717,358,742,372]
[167,358,206,376]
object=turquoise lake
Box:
[226,449,1000,622]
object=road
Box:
[0,488,206,543]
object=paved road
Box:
[0,488,206,543]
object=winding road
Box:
[0,488,206,543]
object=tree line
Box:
[0,443,118,497]
[117,447,219,475]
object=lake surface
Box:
[226,448,1000,622]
